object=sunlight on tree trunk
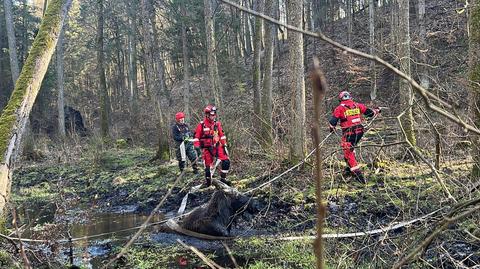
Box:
[204,0,222,107]
[398,0,416,146]
[56,25,66,138]
[96,0,110,139]
[287,0,306,161]
[261,0,275,148]
[0,0,73,216]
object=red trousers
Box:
[340,126,364,172]
[202,146,229,179]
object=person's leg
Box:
[202,149,213,187]
[348,131,366,183]
[186,145,199,174]
[175,146,185,172]
[217,147,230,185]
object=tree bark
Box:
[97,0,109,138]
[181,5,191,120]
[346,0,352,47]
[261,0,275,147]
[0,0,73,215]
[369,0,376,100]
[287,0,306,161]
[253,0,264,136]
[418,0,428,88]
[126,0,138,120]
[56,24,65,137]
[3,0,20,86]
[398,0,416,145]
[469,0,480,177]
[204,0,223,107]
[140,0,169,161]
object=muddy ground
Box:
[1,146,478,268]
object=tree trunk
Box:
[0,0,73,216]
[398,0,416,145]
[253,0,264,136]
[369,0,376,100]
[56,25,66,137]
[417,0,428,88]
[97,0,109,138]
[3,0,20,85]
[126,0,138,120]
[469,0,480,177]
[346,0,352,47]
[204,0,222,106]
[140,0,169,161]
[287,0,306,161]
[181,5,191,120]
[261,0,275,148]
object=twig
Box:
[310,57,327,269]
[177,239,224,269]
[392,202,480,269]
[101,170,185,269]
[12,207,31,269]
[218,0,480,135]
[221,241,239,268]
[396,110,455,202]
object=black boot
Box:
[200,177,211,189]
[353,170,366,184]
[342,167,352,176]
[192,163,199,175]
[219,172,231,186]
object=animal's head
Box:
[223,190,261,215]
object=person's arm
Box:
[193,123,202,148]
[217,122,227,145]
[172,125,183,142]
[328,106,343,132]
[360,103,380,118]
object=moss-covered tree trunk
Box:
[0,0,73,215]
[469,0,480,178]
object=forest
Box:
[0,0,479,268]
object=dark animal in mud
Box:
[160,190,260,237]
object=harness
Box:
[339,103,363,136]
[199,120,219,150]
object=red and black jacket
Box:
[329,100,377,133]
[193,117,227,148]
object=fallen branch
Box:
[177,239,224,269]
[392,198,480,269]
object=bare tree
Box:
[3,0,20,85]
[398,0,416,145]
[469,0,480,177]
[56,25,66,137]
[253,0,264,135]
[181,3,191,120]
[261,0,276,147]
[0,0,73,215]
[287,0,306,160]
[97,0,110,138]
[204,0,222,106]
[369,0,376,100]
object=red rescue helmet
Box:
[204,105,217,115]
[338,91,352,101]
[175,112,185,121]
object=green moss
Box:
[0,0,64,161]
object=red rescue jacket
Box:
[332,100,368,129]
[193,117,227,148]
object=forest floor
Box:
[1,138,479,268]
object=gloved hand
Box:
[213,134,220,144]
[183,135,190,142]
[374,107,381,114]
